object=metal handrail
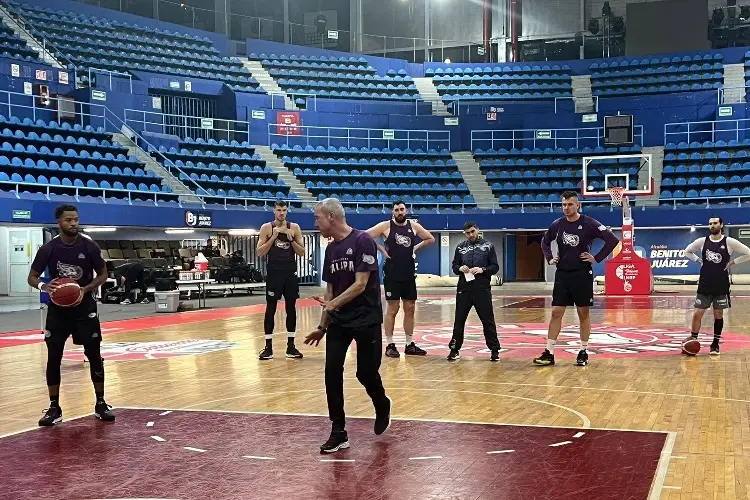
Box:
[471,125,644,151]
[664,117,750,145]
[267,124,451,151]
[123,108,251,144]
[77,67,133,94]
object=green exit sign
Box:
[12,210,31,220]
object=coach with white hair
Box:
[305,198,392,454]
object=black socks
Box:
[713,318,723,345]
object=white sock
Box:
[385,333,394,344]
[581,341,588,352]
[546,339,556,353]
[287,332,296,338]
[405,334,413,345]
[264,334,273,340]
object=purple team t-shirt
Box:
[542,214,619,271]
[323,228,383,327]
[31,235,105,287]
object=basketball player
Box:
[305,198,391,453]
[256,200,305,360]
[684,217,750,355]
[27,204,115,426]
[534,191,619,367]
[366,200,435,358]
[447,221,501,361]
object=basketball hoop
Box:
[607,186,625,207]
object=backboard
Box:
[581,153,654,199]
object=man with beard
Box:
[366,200,435,358]
[305,198,391,453]
[447,221,501,362]
[534,191,619,367]
[27,204,115,426]
[257,200,305,360]
[684,216,750,355]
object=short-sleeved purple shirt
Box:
[31,235,105,287]
[323,228,382,327]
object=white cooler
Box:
[154,291,180,313]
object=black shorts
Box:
[44,294,101,346]
[383,276,417,301]
[694,294,731,310]
[266,268,299,302]
[552,268,594,307]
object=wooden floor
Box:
[2,293,750,499]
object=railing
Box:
[124,109,251,144]
[268,124,451,151]
[664,117,750,145]
[471,125,644,151]
[0,179,289,210]
[1,7,66,68]
[717,85,749,106]
[660,195,747,209]
[76,67,133,94]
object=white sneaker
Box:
[120,299,132,305]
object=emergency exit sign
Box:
[12,210,31,219]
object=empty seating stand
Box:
[427,64,572,103]
[661,139,750,206]
[6,2,263,93]
[153,138,292,206]
[0,15,39,62]
[273,143,475,210]
[590,54,723,97]
[0,114,170,205]
[249,53,420,102]
[474,145,641,208]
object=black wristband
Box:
[317,325,327,332]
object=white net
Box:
[607,186,625,207]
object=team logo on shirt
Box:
[561,231,580,247]
[78,253,85,259]
[346,248,353,255]
[457,242,492,254]
[362,254,376,265]
[57,262,83,280]
[274,239,290,250]
[395,233,412,248]
[705,249,723,264]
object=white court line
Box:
[175,387,592,429]
[669,455,686,459]
[159,411,172,416]
[409,456,442,460]
[662,486,681,490]
[486,449,515,454]
[320,459,355,463]
[146,421,154,427]
[648,431,677,500]
[184,446,207,453]
[151,435,166,442]
[549,441,573,447]
[118,406,668,434]
[243,455,276,460]
[573,432,585,438]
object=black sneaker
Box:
[258,346,273,360]
[447,349,460,361]
[320,431,349,454]
[385,343,400,358]
[533,349,555,366]
[38,405,62,426]
[94,401,115,422]
[490,350,500,362]
[404,343,427,356]
[285,345,303,359]
[374,396,392,435]
[576,350,589,366]
[710,342,720,356]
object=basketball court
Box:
[0,291,749,499]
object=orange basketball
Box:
[681,338,701,356]
[49,278,82,307]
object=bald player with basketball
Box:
[27,204,115,426]
[684,216,750,355]
[534,191,619,367]
[366,200,435,358]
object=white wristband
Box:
[35,282,45,291]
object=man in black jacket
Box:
[447,221,501,362]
